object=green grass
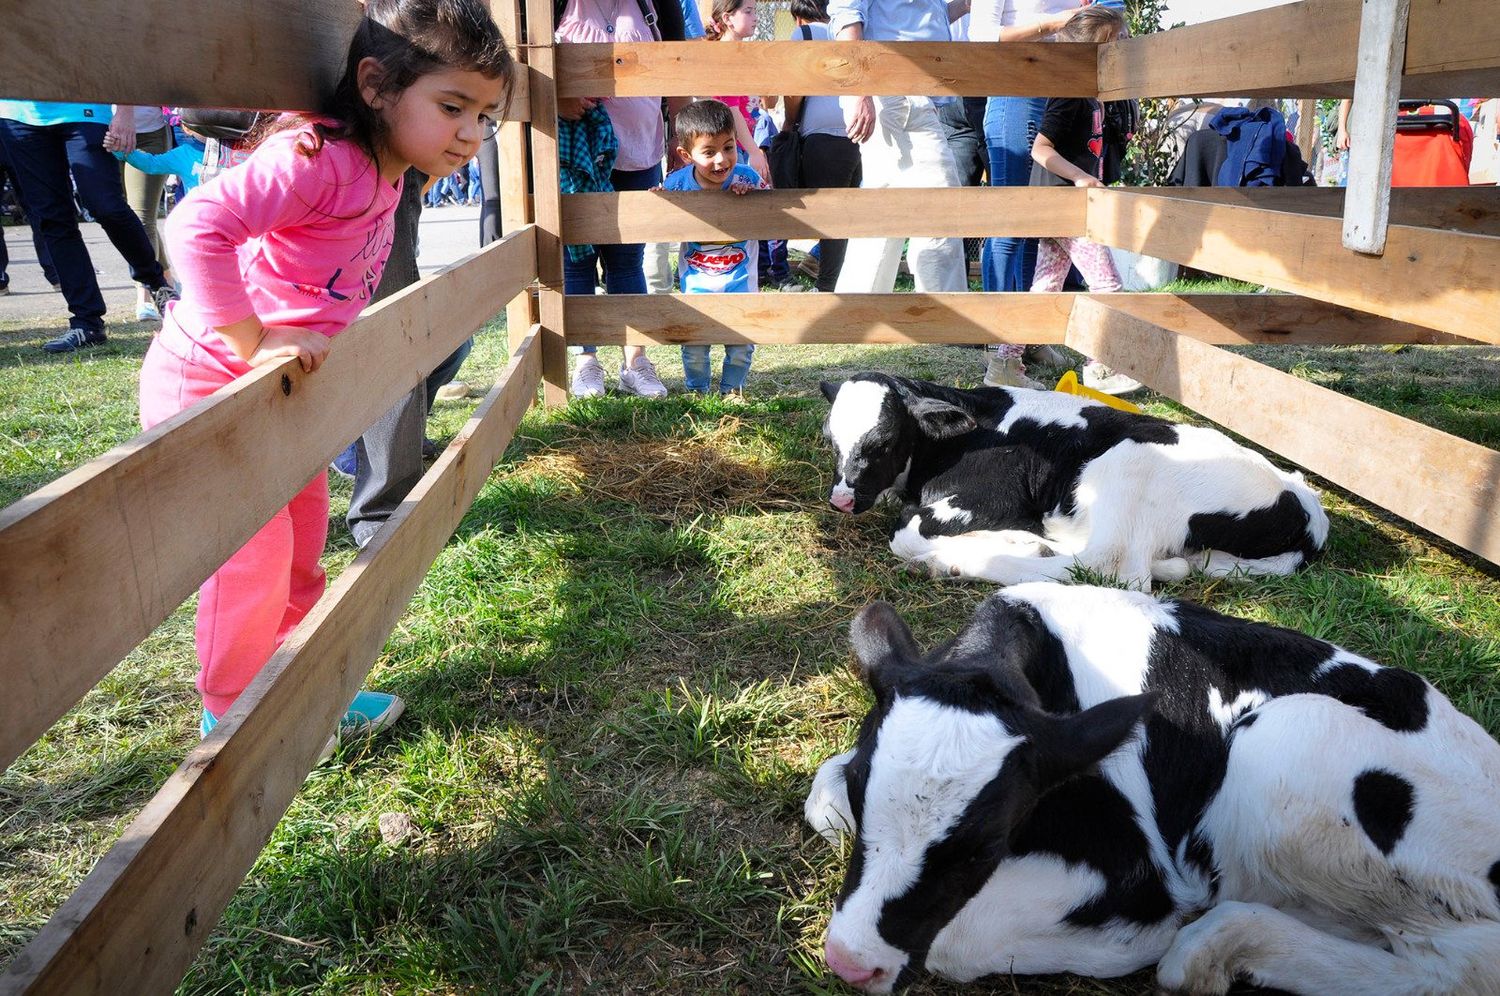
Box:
[1,296,1498,994]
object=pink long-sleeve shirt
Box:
[159,124,402,376]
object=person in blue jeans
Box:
[0,100,178,352]
[663,100,768,398]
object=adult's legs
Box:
[347,167,425,549]
[980,96,1046,293]
[0,118,108,332]
[835,96,965,294]
[124,125,173,316]
[799,133,861,292]
[478,134,501,244]
[63,122,167,291]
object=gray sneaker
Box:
[571,356,606,397]
[1082,360,1144,396]
[983,353,1043,390]
[618,355,667,398]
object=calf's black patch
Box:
[1313,663,1429,733]
[1352,769,1415,856]
[1185,490,1319,562]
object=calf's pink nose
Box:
[830,493,855,513]
[825,939,876,986]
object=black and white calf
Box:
[806,585,1500,994]
[820,374,1328,590]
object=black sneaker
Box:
[42,326,108,353]
[151,284,180,317]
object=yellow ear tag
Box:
[1053,369,1143,414]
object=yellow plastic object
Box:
[1053,370,1143,413]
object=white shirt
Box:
[969,0,1080,43]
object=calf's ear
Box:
[820,380,842,404]
[905,396,978,438]
[1034,692,1158,787]
[850,601,921,693]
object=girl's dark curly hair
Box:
[255,0,515,174]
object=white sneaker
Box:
[571,356,606,397]
[1081,360,1144,396]
[434,380,470,401]
[618,355,668,398]
[983,353,1043,390]
[1024,345,1069,367]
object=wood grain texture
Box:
[4,0,529,118]
[564,292,1473,347]
[1066,298,1500,565]
[1097,0,1499,99]
[1341,0,1410,254]
[0,336,543,996]
[562,187,1089,244]
[1142,186,1500,236]
[528,7,569,406]
[1086,189,1500,344]
[0,228,537,774]
[556,40,1098,98]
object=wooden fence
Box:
[1,0,1498,990]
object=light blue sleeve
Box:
[122,144,200,178]
[826,0,868,37]
[662,165,699,191]
[730,164,768,189]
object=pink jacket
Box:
[160,124,403,375]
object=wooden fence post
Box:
[526,0,569,405]
[1342,0,1411,255]
[493,0,539,354]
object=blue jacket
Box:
[1211,106,1287,187]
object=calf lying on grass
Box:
[806,584,1500,994]
[821,374,1328,590]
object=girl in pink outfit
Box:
[140,0,514,742]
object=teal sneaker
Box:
[198,690,403,764]
[341,690,405,735]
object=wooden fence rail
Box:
[0,334,544,996]
[564,292,1476,348]
[0,227,537,773]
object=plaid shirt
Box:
[559,104,618,262]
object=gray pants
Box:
[347,168,427,549]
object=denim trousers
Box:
[0,117,166,331]
[980,95,1046,293]
[565,164,661,354]
[682,343,755,393]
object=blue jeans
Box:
[0,117,166,331]
[565,164,661,354]
[980,96,1046,293]
[682,343,754,393]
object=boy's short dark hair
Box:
[788,0,829,23]
[675,99,737,148]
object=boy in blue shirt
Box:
[662,100,767,397]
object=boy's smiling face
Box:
[679,130,739,188]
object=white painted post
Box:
[1341,0,1411,255]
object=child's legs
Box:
[681,344,712,392]
[277,473,329,644]
[719,344,755,392]
[197,473,329,718]
[196,510,293,718]
[1061,237,1122,292]
[1028,238,1072,293]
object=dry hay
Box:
[516,417,812,521]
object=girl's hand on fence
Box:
[558,97,599,121]
[1072,176,1104,189]
[251,326,332,373]
[843,96,876,144]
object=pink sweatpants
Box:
[139,334,329,718]
[1030,236,1123,294]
